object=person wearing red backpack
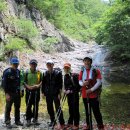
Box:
[64,63,80,130]
[79,57,104,130]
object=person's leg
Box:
[90,98,104,129]
[14,93,21,123]
[46,95,55,123]
[25,91,33,121]
[83,98,89,126]
[73,93,80,126]
[54,95,65,125]
[33,91,40,121]
[5,94,13,125]
[67,94,74,125]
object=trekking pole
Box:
[54,93,67,124]
[22,91,31,129]
[57,95,67,120]
[51,93,67,128]
[87,94,93,130]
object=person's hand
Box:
[20,90,24,97]
[42,93,45,99]
[58,94,61,100]
[63,90,67,94]
[86,89,92,94]
[6,93,11,101]
[66,90,71,94]
[83,80,89,86]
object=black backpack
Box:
[71,73,81,92]
[0,68,11,90]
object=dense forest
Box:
[0,0,130,61]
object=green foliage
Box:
[5,36,28,51]
[0,0,7,12]
[6,17,39,39]
[44,37,59,45]
[14,18,39,39]
[40,37,59,53]
[95,0,130,61]
[28,0,108,41]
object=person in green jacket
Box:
[24,59,42,126]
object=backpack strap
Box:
[25,70,28,84]
[92,68,98,78]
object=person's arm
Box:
[79,71,83,86]
[90,79,102,92]
[3,71,11,101]
[3,71,9,94]
[87,69,102,94]
[56,71,63,91]
[41,72,46,95]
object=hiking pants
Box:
[25,90,40,120]
[46,95,65,125]
[5,92,21,124]
[67,92,80,125]
[83,98,103,126]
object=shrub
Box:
[5,36,28,51]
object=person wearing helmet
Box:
[63,63,80,130]
[2,57,23,128]
[79,57,104,130]
[24,59,42,126]
[42,60,65,129]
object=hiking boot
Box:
[6,123,12,129]
[5,120,12,129]
[64,124,73,129]
[82,125,90,130]
[5,120,11,125]
[32,118,38,124]
[49,121,56,128]
[72,125,79,130]
[54,124,65,130]
[97,124,104,130]
[26,120,31,127]
[15,121,23,126]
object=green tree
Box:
[28,0,108,41]
[95,0,130,61]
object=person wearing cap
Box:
[42,60,65,129]
[24,59,42,126]
[63,63,80,130]
[79,57,104,130]
[2,57,23,127]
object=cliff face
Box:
[0,0,74,55]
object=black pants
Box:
[46,95,65,125]
[67,93,80,125]
[5,92,21,123]
[83,98,103,126]
[26,90,40,120]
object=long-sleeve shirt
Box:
[79,68,102,98]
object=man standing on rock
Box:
[79,57,104,130]
[2,57,23,128]
[42,60,65,130]
[24,59,42,126]
[63,63,80,130]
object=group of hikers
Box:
[1,56,104,130]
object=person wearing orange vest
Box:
[79,57,104,130]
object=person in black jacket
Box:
[2,57,23,127]
[42,60,65,129]
[63,63,80,130]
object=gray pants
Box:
[5,93,21,124]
